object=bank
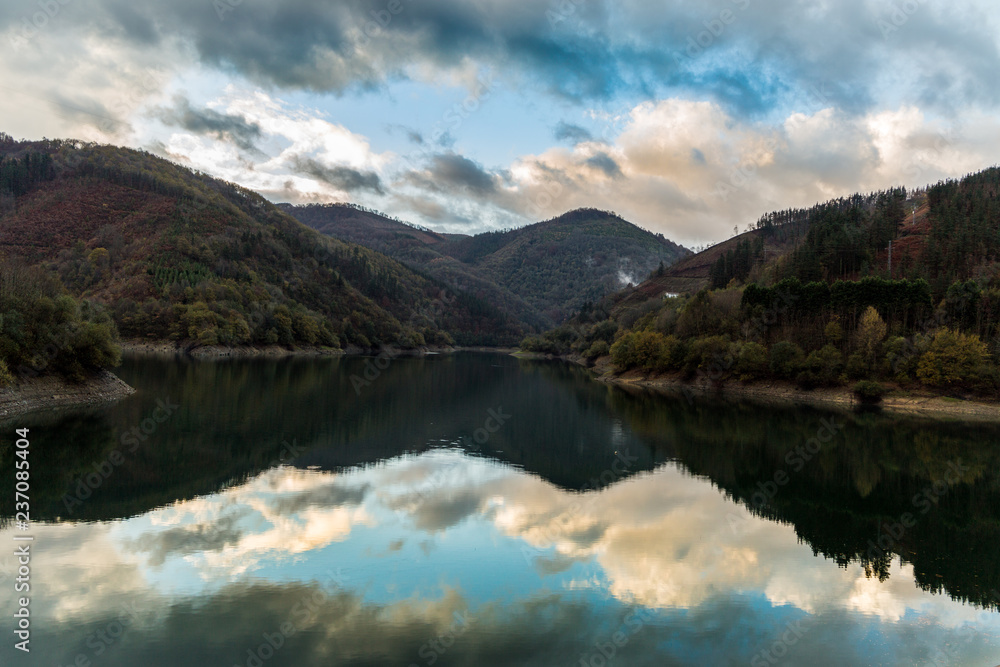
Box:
[584,356,1000,423]
[0,371,136,421]
[120,340,517,359]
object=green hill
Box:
[0,135,524,349]
[283,204,690,327]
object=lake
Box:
[1,352,999,666]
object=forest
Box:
[0,261,120,385]
[527,169,1000,399]
[0,137,523,349]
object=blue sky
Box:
[3,0,1000,245]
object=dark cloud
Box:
[154,97,262,151]
[585,152,623,179]
[386,124,425,144]
[554,121,593,144]
[409,152,497,198]
[291,156,385,194]
[271,483,371,515]
[5,0,1000,119]
[125,512,249,566]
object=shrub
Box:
[801,344,845,386]
[735,341,769,381]
[683,335,732,378]
[916,329,991,388]
[610,332,639,370]
[853,380,887,404]
[769,341,805,379]
[845,352,868,380]
[882,336,918,382]
[584,340,610,360]
[587,320,618,344]
[0,359,14,387]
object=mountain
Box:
[283,204,690,326]
[0,135,524,348]
[280,203,551,331]
[609,170,1000,314]
[529,167,1000,398]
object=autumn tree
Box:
[856,306,887,366]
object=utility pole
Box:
[888,240,892,278]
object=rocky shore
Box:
[0,370,136,421]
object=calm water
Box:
[1,353,999,666]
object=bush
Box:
[769,341,805,379]
[853,380,887,404]
[882,336,918,382]
[0,359,14,387]
[735,341,769,381]
[845,352,868,380]
[584,340,610,360]
[587,320,618,344]
[683,335,732,378]
[916,329,991,388]
[610,332,639,370]
[800,344,845,386]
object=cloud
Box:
[291,156,385,194]
[10,451,1000,667]
[554,121,593,144]
[406,152,499,198]
[585,152,623,179]
[6,0,999,120]
[153,97,263,151]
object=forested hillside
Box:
[526,167,1000,399]
[0,134,524,349]
[281,203,551,331]
[286,204,690,326]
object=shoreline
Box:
[589,363,1000,423]
[120,340,517,359]
[513,351,1000,423]
[0,370,136,421]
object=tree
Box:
[916,329,990,388]
[856,306,887,366]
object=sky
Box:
[2,0,1000,246]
